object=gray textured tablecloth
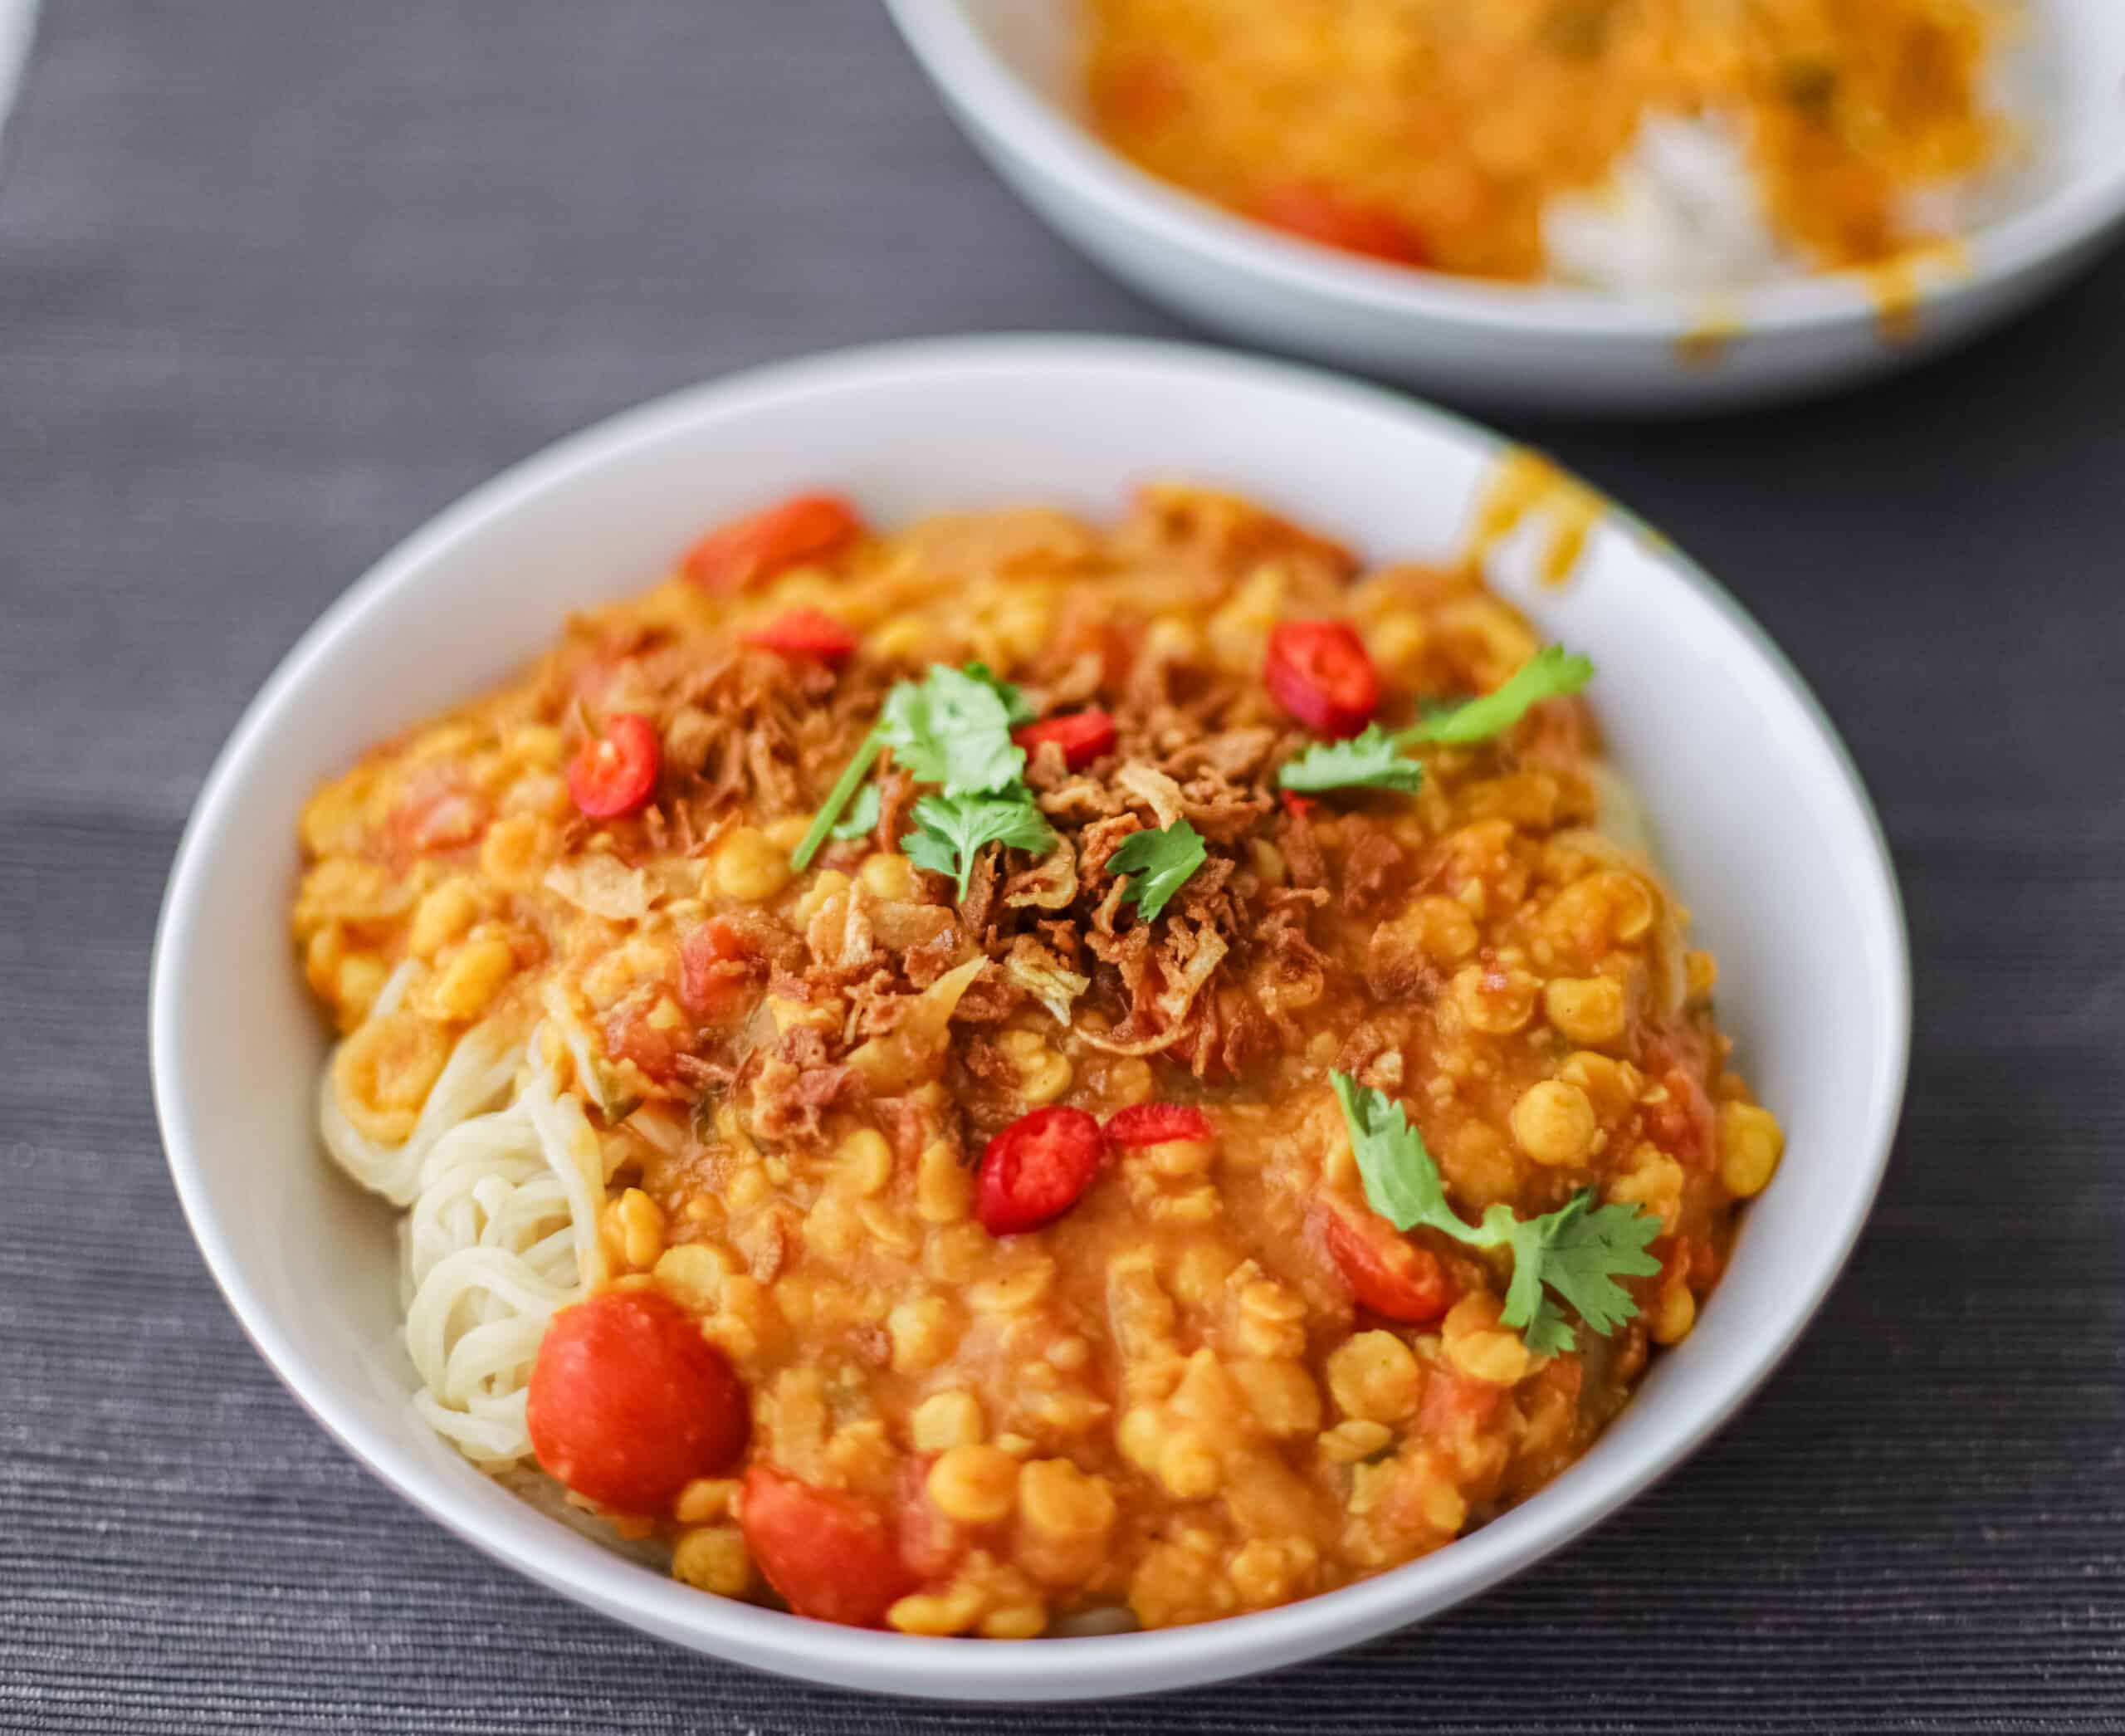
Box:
[3,3,2123,1731]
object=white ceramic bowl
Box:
[885,0,2125,413]
[150,336,1910,1699]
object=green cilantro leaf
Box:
[1272,647,1592,797]
[1404,646,1594,746]
[1278,725,1426,795]
[902,791,1056,900]
[1330,1069,1661,1352]
[1106,819,1208,922]
[828,781,881,842]
[1512,1192,1662,1343]
[1331,1072,1451,1230]
[963,662,1036,727]
[792,663,1030,871]
[877,663,1026,796]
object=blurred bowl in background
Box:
[886,0,2125,413]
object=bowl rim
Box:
[884,0,2125,340]
[149,333,1912,1700]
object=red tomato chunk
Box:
[1258,180,1429,266]
[740,1466,913,1627]
[743,608,857,665]
[526,1292,749,1513]
[682,492,862,594]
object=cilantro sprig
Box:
[793,663,1033,872]
[1106,820,1207,922]
[1331,1072,1660,1354]
[1404,645,1593,746]
[791,661,1057,897]
[1277,646,1593,796]
[1278,725,1428,795]
[903,792,1057,900]
[796,662,1211,917]
[828,781,881,842]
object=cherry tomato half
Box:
[567,713,661,818]
[1258,181,1429,267]
[743,608,857,665]
[526,1291,749,1514]
[976,1105,1106,1235]
[1103,1102,1214,1148]
[1265,621,1380,739]
[1013,708,1117,771]
[1319,1206,1457,1324]
[681,493,862,594]
[740,1466,913,1628]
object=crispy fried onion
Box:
[1078,917,1229,1055]
[845,956,989,1091]
[1003,935,1091,1024]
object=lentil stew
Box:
[295,486,1785,1636]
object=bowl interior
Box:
[153,338,1908,1699]
[941,0,2125,306]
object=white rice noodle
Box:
[317,962,520,1208]
[1543,111,1796,295]
[320,994,619,1469]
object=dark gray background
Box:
[3,2,2121,1731]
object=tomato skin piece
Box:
[1264,621,1380,739]
[567,713,662,819]
[602,1000,686,1084]
[743,608,857,665]
[1014,708,1117,771]
[1104,1102,1214,1148]
[677,917,755,1020]
[740,1467,914,1627]
[1258,181,1429,267]
[895,1455,968,1580]
[525,1292,749,1514]
[976,1106,1106,1235]
[1278,790,1317,820]
[1319,1206,1457,1324]
[681,493,862,594]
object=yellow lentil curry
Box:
[295,485,1785,1636]
[1088,0,2007,281]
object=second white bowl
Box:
[887,0,2125,413]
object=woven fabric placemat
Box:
[2,2,2120,1730]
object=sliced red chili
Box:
[743,608,857,665]
[976,1106,1106,1235]
[1265,621,1380,739]
[1258,181,1429,267]
[1319,1205,1457,1324]
[681,493,862,594]
[566,713,661,818]
[1013,708,1117,771]
[1104,1103,1214,1148]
